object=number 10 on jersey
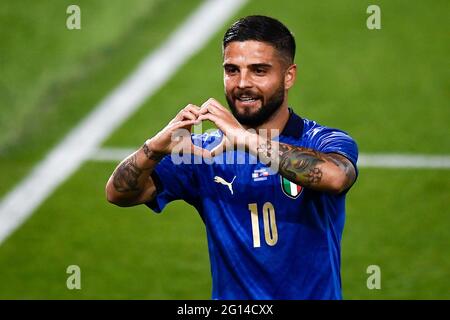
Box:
[248,202,278,248]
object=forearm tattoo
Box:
[277,143,325,187]
[112,154,143,193]
[257,140,355,189]
[142,142,165,161]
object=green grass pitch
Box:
[0,0,448,299]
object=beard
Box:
[226,82,285,128]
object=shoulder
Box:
[301,118,356,144]
[300,118,359,166]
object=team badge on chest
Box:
[280,176,303,199]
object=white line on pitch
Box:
[91,148,450,169]
[357,154,450,168]
[0,0,248,245]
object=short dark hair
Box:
[223,15,296,64]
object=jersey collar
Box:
[280,108,303,139]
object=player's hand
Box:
[197,98,251,156]
[147,104,211,158]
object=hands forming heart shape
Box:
[146,98,253,159]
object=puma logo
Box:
[214,176,236,195]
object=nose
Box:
[238,70,252,89]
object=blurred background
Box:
[0,0,448,299]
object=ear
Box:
[284,64,297,90]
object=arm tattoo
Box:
[142,142,164,161]
[112,154,143,193]
[277,143,325,187]
[257,140,356,190]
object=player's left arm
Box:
[198,98,357,194]
[255,140,357,194]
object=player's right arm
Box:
[105,105,207,207]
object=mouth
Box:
[235,95,261,107]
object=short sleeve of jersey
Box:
[145,154,198,213]
[308,126,359,177]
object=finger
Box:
[179,110,197,121]
[199,103,222,118]
[207,98,227,111]
[200,98,219,109]
[198,104,210,115]
[183,104,201,117]
[173,104,200,121]
[200,99,211,110]
[200,98,226,114]
[197,105,219,118]
[203,98,226,110]
[197,113,221,127]
[207,103,223,115]
[171,119,197,129]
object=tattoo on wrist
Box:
[257,141,270,156]
[142,142,164,161]
[112,154,143,193]
[256,140,277,165]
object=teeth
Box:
[239,96,256,101]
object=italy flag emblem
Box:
[280,176,303,199]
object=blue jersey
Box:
[146,110,358,300]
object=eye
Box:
[224,65,238,75]
[254,68,267,75]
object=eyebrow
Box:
[223,63,273,69]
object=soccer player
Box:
[106,15,358,299]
